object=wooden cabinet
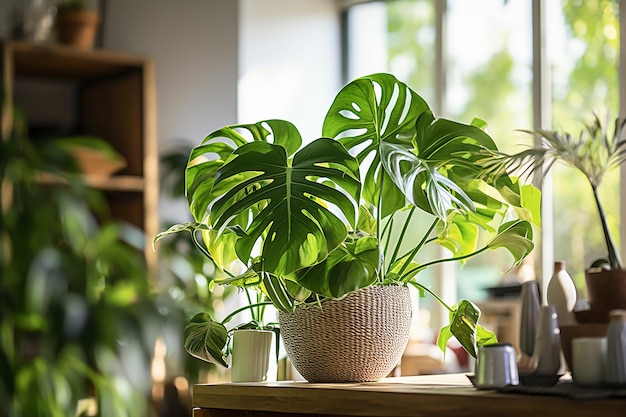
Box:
[1,40,158,270]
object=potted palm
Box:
[484,114,626,323]
[154,73,540,382]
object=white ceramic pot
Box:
[230,329,273,383]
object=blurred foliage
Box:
[0,106,180,416]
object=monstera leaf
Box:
[204,137,360,277]
[484,220,535,271]
[186,120,302,222]
[380,141,476,220]
[323,73,430,217]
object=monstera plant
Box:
[154,73,541,370]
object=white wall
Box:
[102,0,239,222]
[104,0,239,147]
[239,0,342,141]
[2,0,342,221]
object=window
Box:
[343,0,622,316]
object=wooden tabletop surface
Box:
[192,373,626,417]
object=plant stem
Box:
[377,168,384,281]
[408,281,453,313]
[592,185,623,269]
[244,288,256,322]
[389,207,416,265]
[396,218,439,278]
[221,301,273,325]
[383,216,394,262]
[401,245,489,282]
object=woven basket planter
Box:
[278,285,412,382]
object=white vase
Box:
[230,329,273,383]
[547,261,577,326]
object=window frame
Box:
[340,0,626,317]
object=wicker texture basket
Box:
[279,285,412,382]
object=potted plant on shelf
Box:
[484,114,626,324]
[54,0,100,49]
[154,73,540,382]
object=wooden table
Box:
[192,373,626,417]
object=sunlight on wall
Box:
[239,0,342,141]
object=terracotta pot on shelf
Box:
[54,10,100,49]
[584,269,626,323]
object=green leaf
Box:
[186,120,302,222]
[183,312,229,367]
[357,205,377,235]
[380,141,476,219]
[476,324,499,348]
[414,112,498,162]
[485,220,535,272]
[260,274,295,314]
[323,73,430,217]
[201,226,242,270]
[520,184,542,227]
[448,300,480,358]
[437,324,454,356]
[434,214,479,260]
[295,232,380,299]
[208,138,361,276]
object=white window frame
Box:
[340,0,626,325]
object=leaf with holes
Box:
[206,137,361,276]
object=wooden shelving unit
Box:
[1,40,159,271]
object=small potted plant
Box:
[54,0,100,49]
[484,114,626,323]
[154,73,540,382]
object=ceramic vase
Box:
[547,261,577,326]
[230,329,273,383]
[519,281,540,358]
[532,305,561,376]
[606,309,626,385]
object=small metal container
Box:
[475,343,519,389]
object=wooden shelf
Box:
[193,374,626,417]
[38,172,146,192]
[4,40,149,80]
[2,40,159,273]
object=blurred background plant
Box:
[0,103,196,416]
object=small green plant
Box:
[155,73,540,367]
[484,113,626,270]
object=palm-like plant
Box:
[483,114,626,270]
[155,73,541,366]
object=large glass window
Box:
[344,0,621,305]
[547,0,620,293]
